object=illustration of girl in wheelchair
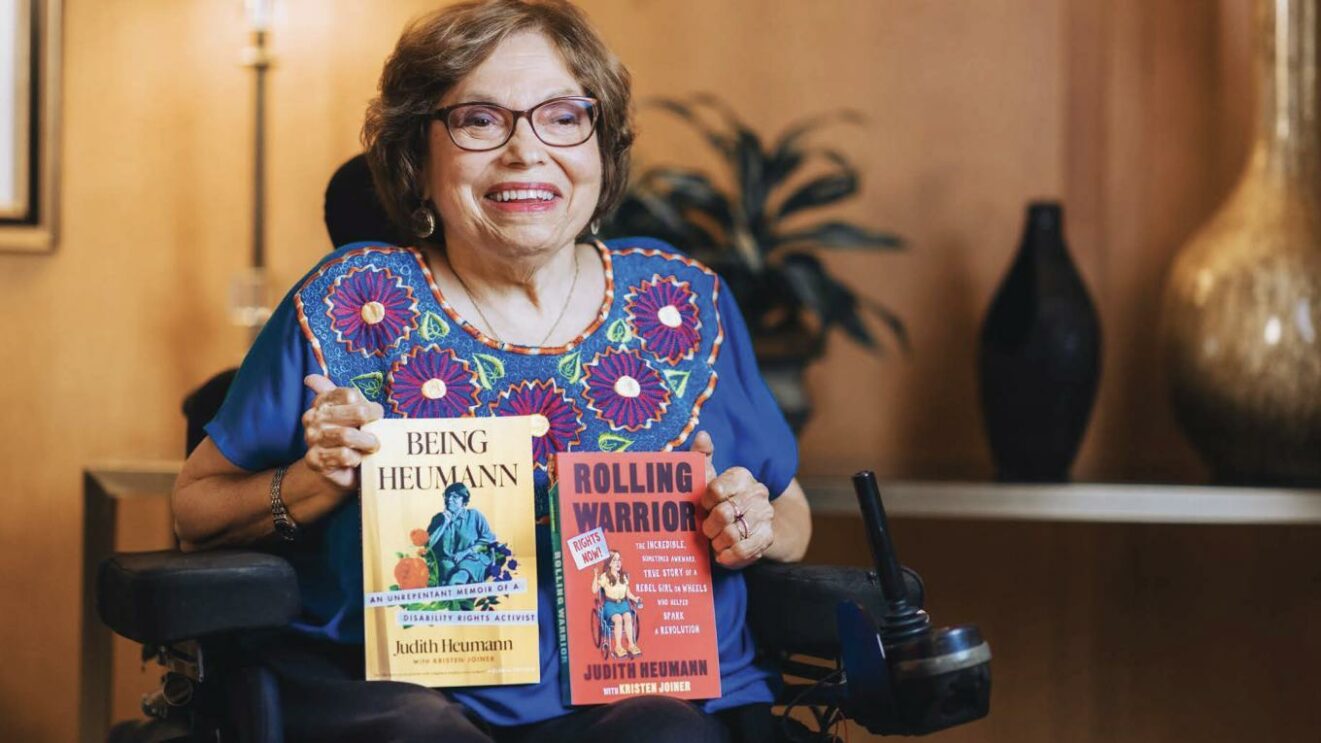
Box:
[591,550,644,660]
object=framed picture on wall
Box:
[0,0,60,253]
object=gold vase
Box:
[1162,0,1321,485]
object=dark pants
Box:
[256,634,779,743]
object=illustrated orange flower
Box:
[410,528,429,547]
[394,557,429,589]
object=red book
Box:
[549,451,722,705]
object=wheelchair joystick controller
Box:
[837,471,992,735]
[853,472,931,646]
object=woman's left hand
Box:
[692,431,774,570]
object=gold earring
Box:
[411,204,437,238]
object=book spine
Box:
[547,481,573,706]
[359,467,394,681]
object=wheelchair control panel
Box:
[837,471,992,735]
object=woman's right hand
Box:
[301,374,384,493]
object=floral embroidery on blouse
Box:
[295,240,725,460]
[490,379,585,470]
[581,347,672,432]
[625,275,701,364]
[387,345,481,418]
[583,349,676,433]
[325,265,419,357]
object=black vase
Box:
[979,202,1101,482]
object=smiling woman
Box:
[418,30,607,333]
[169,1,811,740]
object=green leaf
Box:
[600,192,707,250]
[778,252,833,322]
[779,252,882,351]
[351,372,385,400]
[767,110,866,187]
[633,189,705,244]
[606,318,633,344]
[688,93,747,131]
[641,167,733,226]
[650,97,735,158]
[774,221,903,250]
[598,433,634,453]
[858,295,911,353]
[769,148,852,220]
[389,584,400,591]
[777,171,857,219]
[835,288,877,348]
[472,353,506,390]
[557,350,583,384]
[662,369,691,397]
[420,311,450,340]
[734,129,769,226]
[765,149,805,194]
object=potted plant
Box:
[602,95,906,430]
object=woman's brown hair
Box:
[604,550,628,586]
[362,0,634,242]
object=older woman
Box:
[171,1,811,741]
[428,482,499,585]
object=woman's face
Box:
[609,552,621,572]
[445,491,464,512]
[426,31,603,258]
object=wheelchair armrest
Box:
[98,549,300,645]
[744,562,924,658]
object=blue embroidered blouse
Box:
[205,236,799,726]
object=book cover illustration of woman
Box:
[393,481,517,613]
[427,482,501,585]
[593,550,644,659]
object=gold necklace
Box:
[448,247,582,347]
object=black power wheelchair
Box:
[95,156,991,742]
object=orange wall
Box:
[599,0,1075,480]
[0,1,1259,740]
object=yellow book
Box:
[360,415,538,686]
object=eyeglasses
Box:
[432,96,600,152]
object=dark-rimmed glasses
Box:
[432,96,599,152]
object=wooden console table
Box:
[81,462,181,743]
[799,477,1321,525]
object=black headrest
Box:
[324,153,407,248]
[183,369,239,456]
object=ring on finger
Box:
[734,512,750,541]
[728,501,750,541]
